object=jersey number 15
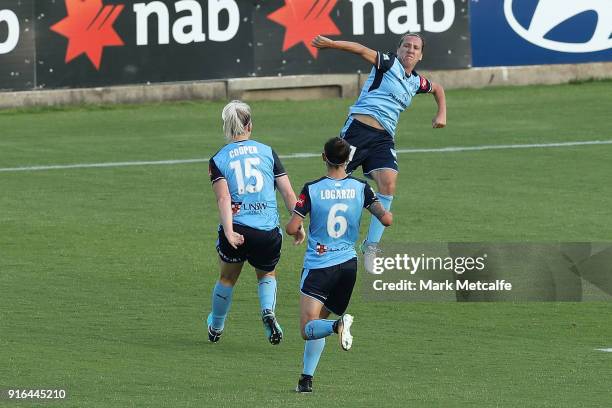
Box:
[229,158,264,194]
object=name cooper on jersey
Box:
[228,145,259,159]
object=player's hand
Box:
[293,226,306,245]
[432,113,446,128]
[312,35,334,49]
[225,231,244,249]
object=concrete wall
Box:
[1,62,610,109]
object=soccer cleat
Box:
[262,309,283,345]
[337,314,354,351]
[361,240,382,274]
[295,374,313,393]
[208,325,223,343]
[206,313,223,343]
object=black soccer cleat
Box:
[295,374,313,393]
[262,309,283,345]
[207,325,223,343]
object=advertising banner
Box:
[255,0,471,76]
[470,0,612,67]
[26,0,471,90]
[36,0,255,89]
[0,0,35,91]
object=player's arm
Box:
[286,184,310,245]
[271,150,298,214]
[275,175,298,213]
[312,35,377,65]
[286,213,306,245]
[368,201,393,227]
[212,179,244,249]
[431,81,447,128]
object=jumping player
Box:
[206,100,304,345]
[312,34,446,271]
[286,137,392,392]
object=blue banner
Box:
[470,0,612,67]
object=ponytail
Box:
[222,100,252,141]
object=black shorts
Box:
[216,224,282,272]
[341,117,398,178]
[300,258,357,315]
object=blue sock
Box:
[303,338,326,376]
[209,281,234,330]
[257,276,277,311]
[304,319,335,340]
[366,193,393,244]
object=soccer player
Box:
[206,100,305,345]
[286,137,392,392]
[312,33,446,271]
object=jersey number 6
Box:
[327,203,349,238]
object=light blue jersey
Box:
[209,140,286,231]
[344,51,432,138]
[294,176,378,269]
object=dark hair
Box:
[324,137,350,167]
[397,33,425,51]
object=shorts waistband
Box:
[349,116,391,135]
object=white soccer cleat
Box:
[338,314,354,351]
[362,241,382,274]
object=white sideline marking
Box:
[1,139,612,173]
[596,348,612,352]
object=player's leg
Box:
[207,260,243,342]
[249,226,284,344]
[324,258,357,351]
[366,168,397,244]
[256,268,283,345]
[207,224,247,342]
[300,294,337,340]
[296,265,340,393]
[297,295,329,393]
[340,118,372,175]
[361,143,397,273]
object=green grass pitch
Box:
[1,81,611,407]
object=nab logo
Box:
[504,0,612,53]
[51,0,125,70]
[0,9,20,55]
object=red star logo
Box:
[268,0,341,58]
[51,0,124,70]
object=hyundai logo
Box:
[504,0,612,53]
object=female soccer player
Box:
[312,34,446,272]
[206,100,304,344]
[286,137,392,392]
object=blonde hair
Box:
[221,100,252,141]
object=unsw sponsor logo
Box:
[231,201,268,215]
[0,9,20,55]
[504,0,612,53]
